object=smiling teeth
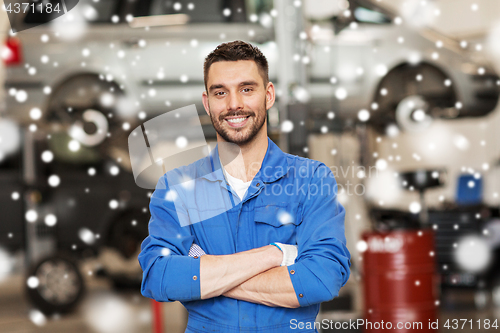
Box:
[227,117,247,123]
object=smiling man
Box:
[139,41,351,333]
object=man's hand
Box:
[199,244,283,299]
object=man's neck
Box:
[218,132,268,183]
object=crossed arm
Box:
[199,245,300,308]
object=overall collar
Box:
[200,137,289,184]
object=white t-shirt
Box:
[220,157,252,200]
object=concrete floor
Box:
[0,266,499,333]
[0,252,188,333]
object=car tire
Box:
[25,254,85,315]
[371,63,457,134]
[106,210,148,259]
[47,74,129,149]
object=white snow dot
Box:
[281,120,294,133]
[29,108,42,120]
[41,34,49,43]
[176,136,188,148]
[471,3,478,11]
[109,199,119,209]
[41,150,54,163]
[28,67,37,75]
[356,240,368,252]
[27,276,39,289]
[88,167,96,176]
[26,210,38,222]
[44,214,57,227]
[40,55,49,64]
[327,111,335,119]
[79,228,95,245]
[138,39,146,48]
[11,192,20,200]
[375,159,387,171]
[48,175,60,187]
[409,202,421,214]
[335,87,347,100]
[15,90,28,103]
[82,48,90,57]
[173,2,182,11]
[380,88,388,96]
[109,165,120,176]
[68,140,81,152]
[180,75,188,83]
[111,15,119,23]
[357,109,370,122]
[222,8,231,16]
[412,109,426,122]
[43,86,52,94]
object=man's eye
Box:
[242,88,252,92]
[215,91,225,96]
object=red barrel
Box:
[361,229,438,332]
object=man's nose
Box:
[227,91,244,111]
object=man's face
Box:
[202,60,275,146]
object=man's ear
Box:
[202,91,210,115]
[265,82,276,110]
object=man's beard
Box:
[208,100,267,146]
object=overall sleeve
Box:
[287,163,351,307]
[138,174,201,302]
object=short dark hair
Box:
[203,40,269,91]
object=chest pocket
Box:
[253,202,303,246]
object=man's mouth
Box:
[225,116,250,127]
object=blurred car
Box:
[2,0,499,137]
[0,119,151,315]
[1,0,500,315]
[305,0,500,132]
